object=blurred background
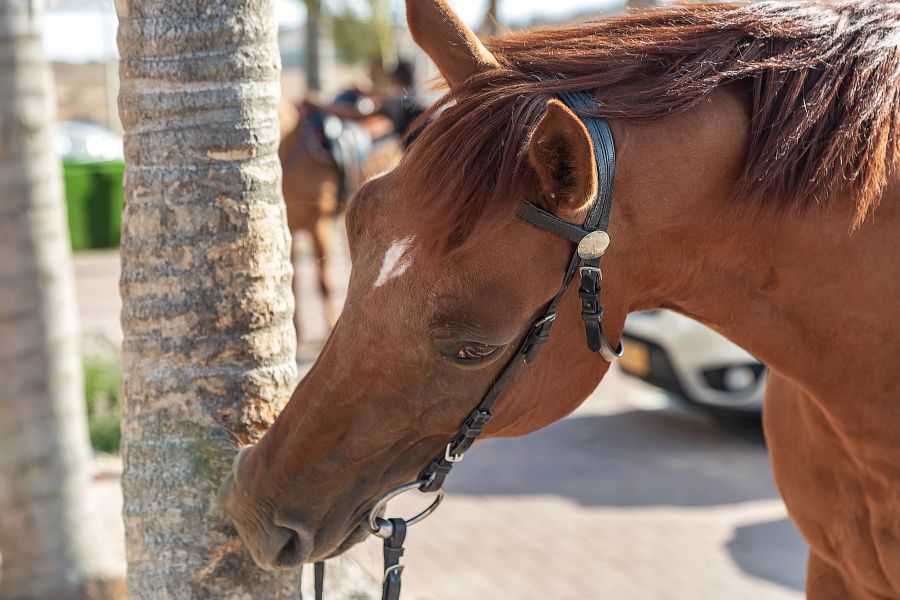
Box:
[2,0,807,598]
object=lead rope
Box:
[306,522,406,600]
[313,561,324,600]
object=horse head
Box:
[220,0,751,569]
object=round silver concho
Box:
[577,231,611,260]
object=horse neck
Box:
[609,87,900,404]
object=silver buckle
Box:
[579,266,602,280]
[384,564,404,583]
[533,313,557,328]
[444,443,464,463]
[599,333,624,363]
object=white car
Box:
[619,310,767,414]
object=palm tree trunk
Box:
[481,0,499,37]
[305,0,322,90]
[116,0,300,597]
[368,0,397,70]
[0,2,124,599]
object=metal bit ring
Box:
[367,479,445,538]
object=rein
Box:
[309,90,620,600]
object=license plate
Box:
[619,339,650,377]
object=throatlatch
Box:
[309,90,621,600]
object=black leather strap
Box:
[559,91,616,233]
[515,202,595,244]
[579,255,604,352]
[539,91,616,353]
[381,518,407,600]
[418,248,578,492]
[314,560,325,600]
[419,91,617,493]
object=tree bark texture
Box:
[0,1,124,599]
[116,0,300,597]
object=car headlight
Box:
[723,366,758,391]
[701,364,765,392]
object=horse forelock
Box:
[397,0,900,259]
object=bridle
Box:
[310,90,621,600]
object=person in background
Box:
[301,60,425,145]
[379,61,426,146]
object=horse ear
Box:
[528,99,598,216]
[406,0,499,89]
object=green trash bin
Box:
[62,159,125,250]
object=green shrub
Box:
[84,355,122,453]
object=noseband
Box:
[311,91,621,600]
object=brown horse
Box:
[278,101,401,339]
[222,2,900,597]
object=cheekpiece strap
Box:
[518,91,620,359]
[418,90,622,499]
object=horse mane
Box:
[400,1,900,256]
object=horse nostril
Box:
[275,528,306,568]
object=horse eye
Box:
[455,342,500,362]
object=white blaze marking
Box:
[373,236,415,288]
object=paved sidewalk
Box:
[77,242,807,599]
[345,372,807,600]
